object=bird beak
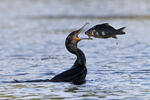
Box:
[75,23,89,41]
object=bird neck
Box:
[66,43,86,67]
[75,48,86,66]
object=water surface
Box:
[0,0,150,100]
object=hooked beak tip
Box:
[75,22,90,41]
[76,22,89,35]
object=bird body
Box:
[50,45,87,84]
[50,23,88,85]
[50,65,87,85]
[85,23,125,39]
[3,23,88,85]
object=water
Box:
[0,0,150,100]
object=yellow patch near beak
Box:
[75,36,81,41]
[74,23,89,41]
[75,30,81,41]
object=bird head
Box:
[65,23,89,53]
[66,23,89,45]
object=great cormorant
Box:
[4,23,89,85]
[50,23,89,85]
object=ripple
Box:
[0,0,150,99]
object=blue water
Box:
[0,0,150,100]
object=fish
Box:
[85,23,126,39]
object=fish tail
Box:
[116,27,126,34]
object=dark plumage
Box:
[49,23,89,85]
[3,23,89,85]
[85,23,126,39]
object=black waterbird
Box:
[4,23,126,85]
[4,23,90,85]
[50,23,90,85]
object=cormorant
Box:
[50,23,89,85]
[4,23,89,85]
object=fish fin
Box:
[103,23,109,26]
[117,27,126,34]
[118,27,126,31]
[104,23,109,25]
